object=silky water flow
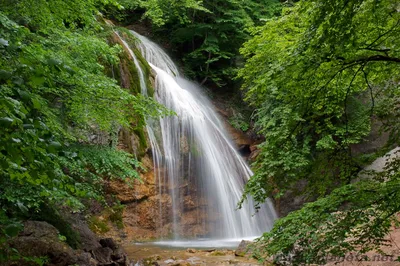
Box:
[117,31,277,247]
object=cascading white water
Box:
[120,31,277,241]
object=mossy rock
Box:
[29,204,81,249]
[88,216,110,234]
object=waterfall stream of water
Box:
[118,31,277,242]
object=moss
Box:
[210,250,227,256]
[133,48,154,97]
[118,49,142,95]
[133,125,148,157]
[127,61,142,94]
[88,216,110,234]
[116,28,154,97]
[106,29,152,158]
[89,204,125,233]
[105,204,125,229]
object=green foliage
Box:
[0,211,23,262]
[0,11,127,214]
[112,0,209,26]
[169,0,282,88]
[253,156,400,265]
[140,0,209,26]
[229,112,250,132]
[105,204,125,229]
[60,145,143,188]
[0,0,119,31]
[239,0,400,204]
[114,0,281,88]
[0,0,167,254]
[238,0,400,263]
[0,211,49,264]
[88,216,110,234]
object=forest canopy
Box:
[109,0,282,88]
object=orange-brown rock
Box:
[106,153,156,203]
[224,121,252,148]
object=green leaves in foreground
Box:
[0,0,171,263]
[239,0,400,202]
[252,155,400,265]
[238,0,400,263]
[0,0,166,230]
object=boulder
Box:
[92,247,113,264]
[235,240,253,257]
[69,215,101,252]
[9,221,91,266]
[186,248,197,253]
[8,220,131,266]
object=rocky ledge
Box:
[6,220,131,266]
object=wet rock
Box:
[69,215,101,252]
[249,145,261,162]
[187,257,203,264]
[107,169,155,203]
[101,238,118,250]
[183,196,196,211]
[235,240,253,257]
[111,248,125,261]
[76,252,98,266]
[92,247,113,263]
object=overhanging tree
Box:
[239,0,400,263]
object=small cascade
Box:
[118,30,277,241]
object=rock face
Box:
[115,181,211,240]
[107,154,156,204]
[105,103,261,240]
[8,221,130,266]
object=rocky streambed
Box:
[124,242,264,266]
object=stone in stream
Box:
[186,248,197,253]
[235,240,253,257]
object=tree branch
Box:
[345,55,400,65]
[362,69,375,116]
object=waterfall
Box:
[119,31,277,241]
